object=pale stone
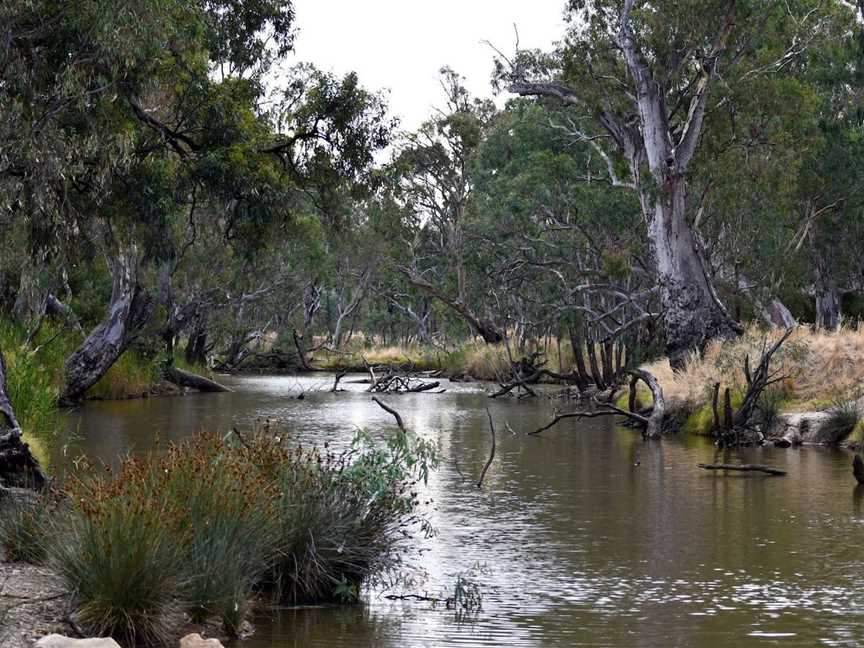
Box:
[34,635,121,648]
[768,411,833,445]
[179,634,225,648]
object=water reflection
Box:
[52,374,864,647]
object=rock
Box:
[766,412,833,446]
[179,634,225,648]
[35,636,121,648]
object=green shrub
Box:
[162,435,278,634]
[817,400,862,445]
[49,459,187,644]
[46,429,437,642]
[0,491,54,563]
[757,381,794,425]
[85,350,161,400]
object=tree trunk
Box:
[164,366,231,393]
[509,0,740,369]
[810,224,841,330]
[61,247,154,404]
[649,182,738,370]
[815,287,840,331]
[763,299,797,329]
[0,350,45,488]
[567,326,591,391]
[185,327,208,366]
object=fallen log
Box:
[165,366,232,393]
[697,463,786,476]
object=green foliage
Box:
[45,429,437,642]
[0,492,54,564]
[0,321,71,437]
[817,400,862,445]
[683,390,744,436]
[85,351,161,400]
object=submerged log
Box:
[164,366,231,393]
[698,463,787,476]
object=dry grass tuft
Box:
[643,324,864,414]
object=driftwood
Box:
[698,463,787,476]
[709,328,793,446]
[476,408,496,488]
[367,371,441,394]
[0,352,46,489]
[527,368,663,438]
[331,371,347,393]
[372,397,405,431]
[628,369,665,439]
[165,366,231,393]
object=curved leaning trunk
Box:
[61,247,154,404]
[0,350,45,488]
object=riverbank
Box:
[0,428,435,646]
[641,325,864,447]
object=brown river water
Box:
[48,374,864,647]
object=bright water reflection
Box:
[56,374,864,647]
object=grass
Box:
[0,321,70,435]
[85,350,162,400]
[312,343,442,373]
[0,490,55,563]
[643,324,864,413]
[22,428,437,643]
[816,400,862,445]
[311,336,595,382]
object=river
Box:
[49,374,864,647]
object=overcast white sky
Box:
[286,0,567,130]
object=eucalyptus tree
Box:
[501,0,846,366]
[393,68,503,344]
[471,99,653,351]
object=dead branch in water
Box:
[527,368,661,437]
[372,397,405,432]
[331,371,347,392]
[477,408,496,488]
[697,463,786,476]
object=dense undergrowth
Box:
[0,428,437,644]
[0,319,214,467]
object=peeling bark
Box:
[509,0,741,369]
[61,247,155,404]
